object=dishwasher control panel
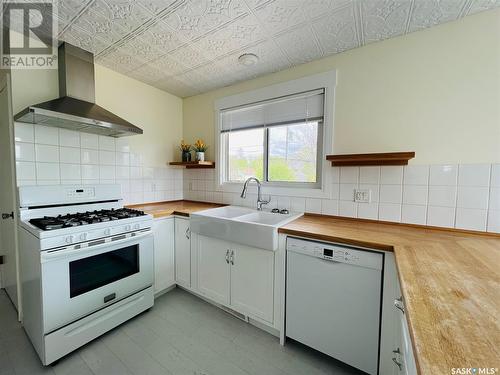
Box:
[286,237,383,270]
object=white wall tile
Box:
[359,166,380,184]
[427,206,455,228]
[339,183,356,201]
[61,179,82,185]
[130,179,143,193]
[358,202,378,220]
[290,197,305,212]
[130,166,142,178]
[81,165,99,180]
[17,180,37,186]
[36,162,60,180]
[60,164,81,180]
[116,152,130,166]
[81,133,98,149]
[99,165,116,180]
[403,165,429,185]
[429,165,458,186]
[321,199,338,215]
[457,186,489,209]
[81,149,99,165]
[115,138,130,152]
[359,184,379,202]
[277,196,291,210]
[380,166,403,184]
[98,136,115,151]
[488,187,500,211]
[330,167,340,183]
[14,123,34,143]
[130,153,142,166]
[144,191,155,203]
[487,210,500,233]
[340,167,359,184]
[455,208,487,231]
[16,161,36,180]
[401,205,427,225]
[403,185,428,205]
[378,203,401,222]
[305,198,321,214]
[99,150,116,165]
[60,147,81,164]
[59,129,80,147]
[428,186,457,207]
[143,167,154,179]
[116,166,130,179]
[339,201,357,218]
[34,125,59,145]
[35,144,59,162]
[331,183,340,200]
[458,164,490,186]
[379,185,402,204]
[15,142,35,161]
[491,164,500,187]
[37,179,60,185]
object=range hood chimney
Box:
[14,43,143,138]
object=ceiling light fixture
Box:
[238,53,259,66]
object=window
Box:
[220,89,324,187]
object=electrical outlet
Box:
[354,189,371,203]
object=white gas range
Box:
[17,184,154,365]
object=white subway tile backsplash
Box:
[60,147,81,164]
[380,166,403,184]
[358,202,378,220]
[116,152,130,166]
[321,199,338,215]
[330,167,340,183]
[487,210,500,233]
[35,144,59,163]
[116,166,130,179]
[98,136,115,151]
[99,151,116,165]
[130,179,143,193]
[427,206,455,228]
[340,167,359,184]
[143,167,154,179]
[305,198,322,214]
[99,165,116,180]
[379,185,402,204]
[36,162,60,180]
[331,183,340,200]
[403,165,429,185]
[488,187,500,211]
[339,201,357,218]
[359,184,379,202]
[456,208,487,231]
[80,133,99,149]
[359,166,380,184]
[81,165,100,180]
[81,149,99,165]
[130,166,142,179]
[60,164,81,180]
[130,153,142,166]
[290,197,306,212]
[429,165,458,186]
[59,129,80,147]
[457,186,489,209]
[403,185,428,205]
[15,142,35,161]
[17,180,37,186]
[339,183,356,201]
[458,164,490,186]
[378,203,401,222]
[14,123,34,143]
[16,161,36,180]
[34,125,58,145]
[401,205,427,225]
[428,185,457,207]
[115,138,130,153]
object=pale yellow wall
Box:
[10,63,182,167]
[183,9,500,164]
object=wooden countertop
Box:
[279,215,500,374]
[126,200,223,218]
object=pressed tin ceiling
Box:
[10,0,500,97]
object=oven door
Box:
[40,230,154,333]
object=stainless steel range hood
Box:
[14,43,143,137]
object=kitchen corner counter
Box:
[126,200,224,218]
[279,214,500,374]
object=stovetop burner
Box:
[29,208,146,231]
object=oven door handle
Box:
[41,230,153,262]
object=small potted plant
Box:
[193,139,208,162]
[180,140,192,162]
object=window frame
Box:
[214,70,336,199]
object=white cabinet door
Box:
[174,217,191,288]
[153,218,175,294]
[230,244,274,323]
[196,235,230,305]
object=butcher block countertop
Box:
[126,200,223,218]
[279,214,500,374]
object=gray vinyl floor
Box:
[0,288,362,375]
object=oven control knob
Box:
[79,233,87,241]
[104,228,111,236]
[125,225,131,231]
[134,224,140,230]
[65,235,73,244]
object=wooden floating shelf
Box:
[326,152,415,166]
[169,161,215,169]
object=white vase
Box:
[195,151,205,162]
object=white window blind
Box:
[220,89,324,132]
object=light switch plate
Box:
[354,189,371,203]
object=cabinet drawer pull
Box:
[394,296,405,314]
[185,227,190,239]
[225,249,230,264]
[392,357,403,370]
[230,250,234,265]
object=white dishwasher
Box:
[286,237,384,375]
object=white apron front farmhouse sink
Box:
[190,206,303,251]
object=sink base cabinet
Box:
[152,217,175,294]
[194,234,275,324]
